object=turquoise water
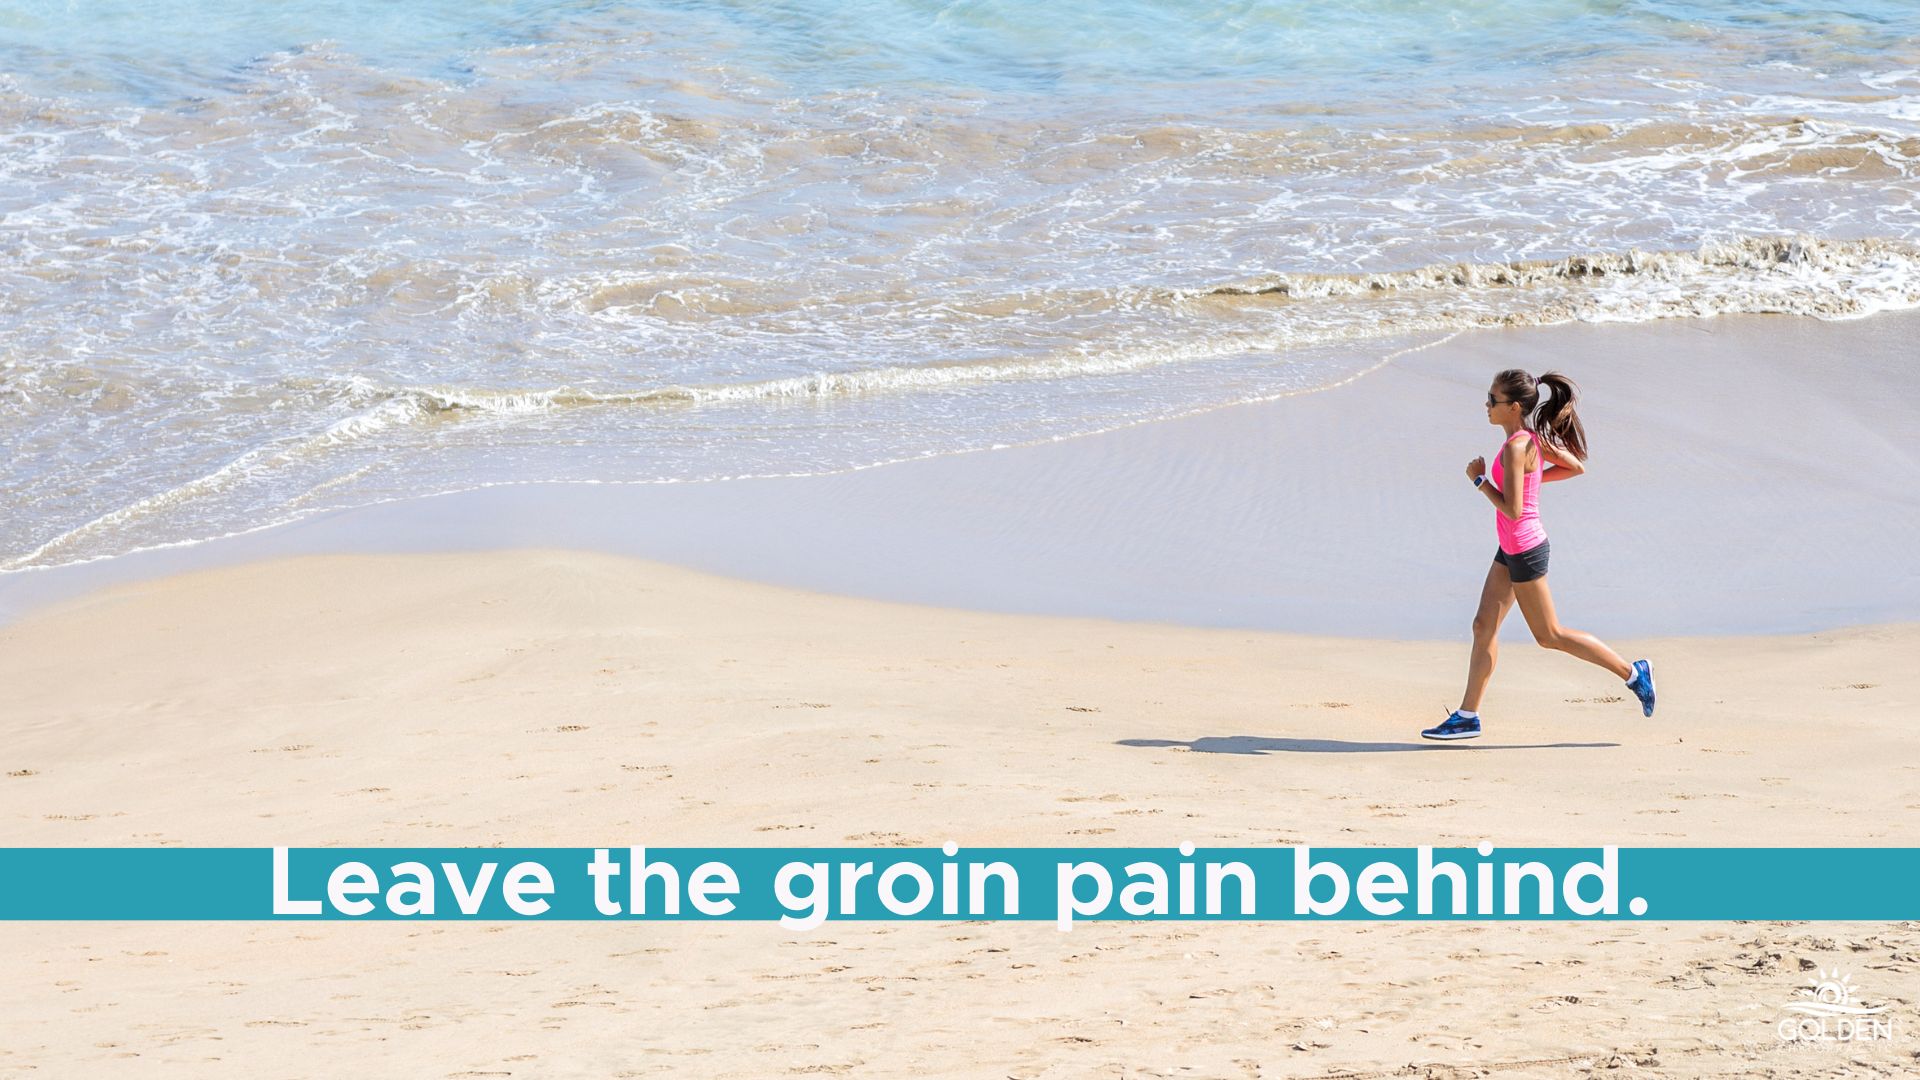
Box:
[3,1,1920,569]
[9,1,1920,102]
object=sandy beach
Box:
[5,307,1920,1076]
[3,547,1917,1077]
[9,3,1920,1074]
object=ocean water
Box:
[4,1,1919,571]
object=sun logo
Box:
[1777,965,1895,1043]
[1783,967,1886,1019]
[1799,969,1856,1011]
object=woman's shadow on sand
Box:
[1119,736,1618,754]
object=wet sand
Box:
[6,310,1917,637]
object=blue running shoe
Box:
[1421,710,1481,741]
[1625,659,1656,717]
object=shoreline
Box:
[6,309,1919,637]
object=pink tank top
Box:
[1491,428,1546,554]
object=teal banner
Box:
[0,847,1914,924]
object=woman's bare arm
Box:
[1468,440,1526,518]
[1538,437,1586,482]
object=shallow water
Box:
[4,1,1919,570]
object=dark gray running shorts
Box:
[1494,539,1550,583]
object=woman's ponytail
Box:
[1532,370,1587,461]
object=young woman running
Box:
[1421,369,1654,741]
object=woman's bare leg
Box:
[1460,560,1515,712]
[1511,577,1633,680]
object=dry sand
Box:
[3,550,1916,1077]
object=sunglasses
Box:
[1486,394,1518,407]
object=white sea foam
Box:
[5,3,1920,570]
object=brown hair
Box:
[1492,368,1588,461]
